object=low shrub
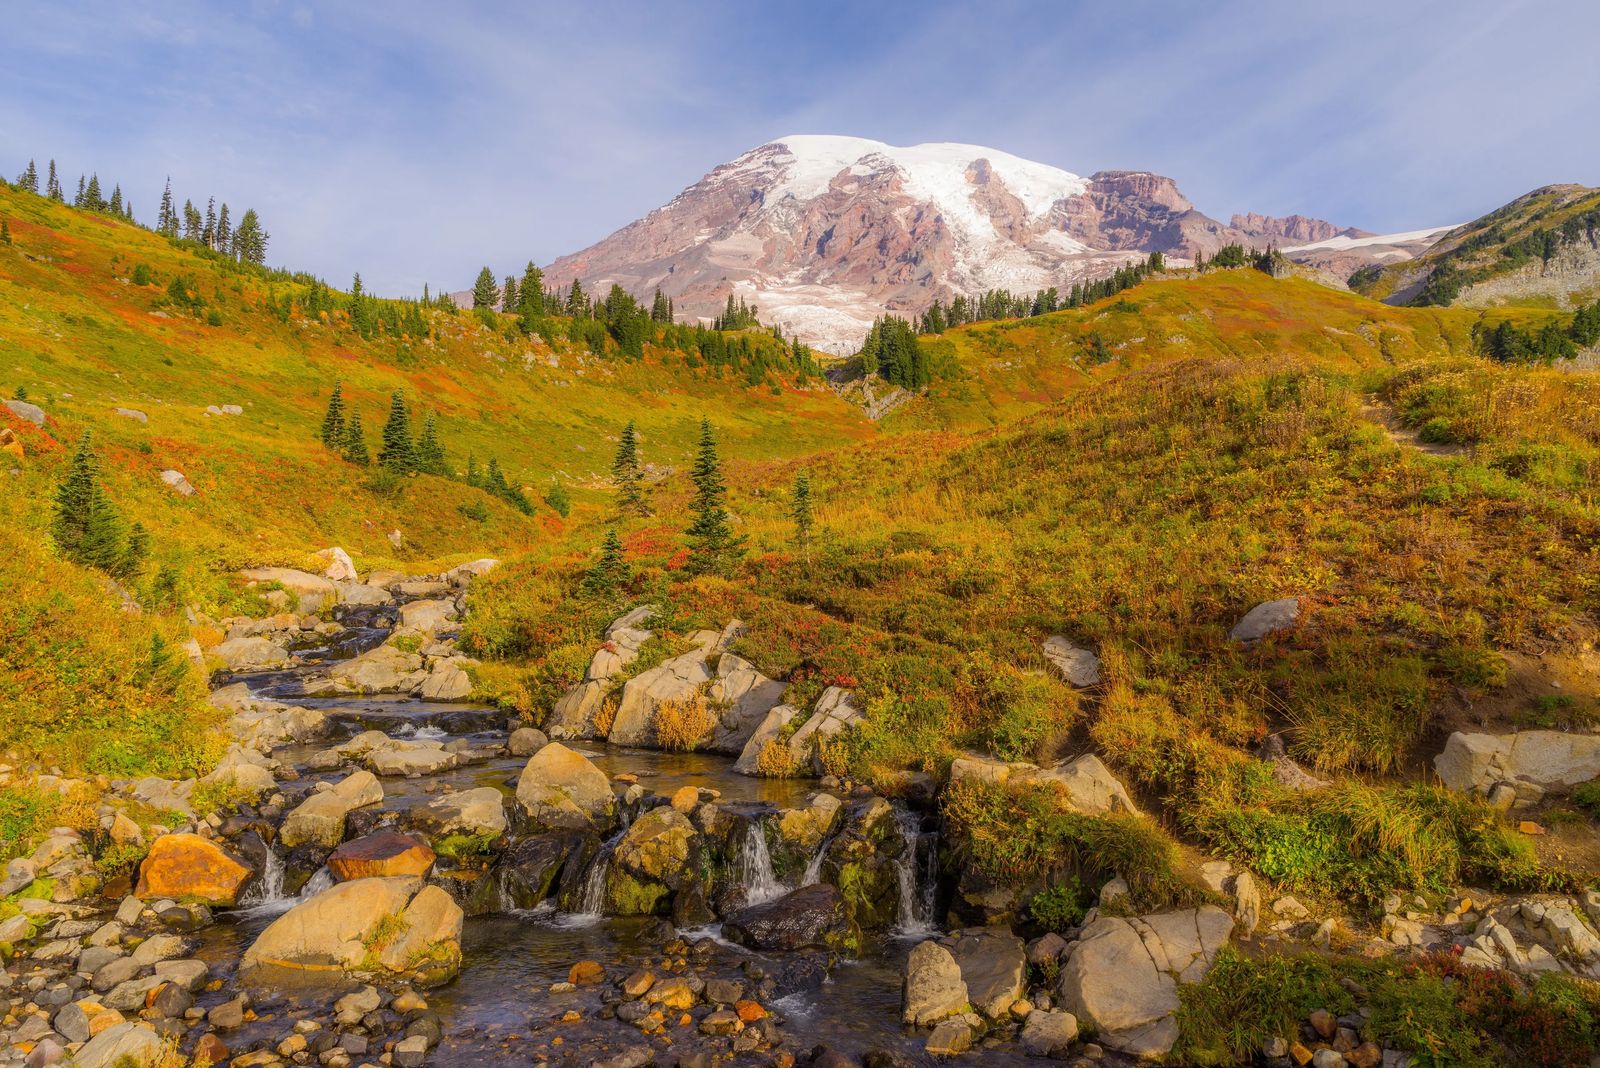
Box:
[1173,948,1354,1065]
[655,691,715,752]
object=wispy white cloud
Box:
[1,0,1594,293]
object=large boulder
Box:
[903,939,968,1026]
[1044,635,1101,687]
[329,832,436,881]
[239,567,338,614]
[733,704,799,776]
[410,787,508,839]
[1229,598,1300,643]
[317,547,358,583]
[420,661,473,702]
[950,752,1139,816]
[705,654,786,754]
[5,398,45,426]
[399,598,457,635]
[608,645,714,747]
[723,883,860,953]
[279,771,384,849]
[606,806,701,915]
[547,679,612,740]
[241,876,462,986]
[1434,730,1600,798]
[199,745,277,798]
[783,687,865,774]
[1057,906,1234,1060]
[211,635,290,671]
[366,740,460,778]
[515,743,616,832]
[442,558,500,586]
[310,642,427,695]
[70,1021,164,1068]
[134,834,254,906]
[947,928,1027,1020]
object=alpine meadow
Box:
[4,5,1600,1068]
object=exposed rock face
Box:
[705,654,786,754]
[948,751,1138,815]
[1057,907,1234,1059]
[947,928,1027,1021]
[543,136,1304,352]
[1435,730,1600,798]
[732,704,799,776]
[609,641,715,748]
[1231,212,1365,245]
[515,742,616,832]
[134,834,254,906]
[241,876,463,985]
[783,687,865,774]
[399,598,457,634]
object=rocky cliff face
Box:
[1231,212,1368,245]
[541,136,1403,350]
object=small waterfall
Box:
[735,819,785,905]
[800,828,836,887]
[237,856,332,918]
[892,808,938,936]
[238,847,286,907]
[574,853,609,918]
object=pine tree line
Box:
[318,386,447,476]
[917,252,1168,334]
[859,315,930,390]
[1473,298,1600,364]
[11,159,138,223]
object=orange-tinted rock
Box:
[735,999,766,1022]
[328,832,435,881]
[135,833,254,906]
[568,960,606,986]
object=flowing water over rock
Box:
[184,604,992,1065]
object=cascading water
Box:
[236,855,333,918]
[734,818,785,905]
[573,853,610,919]
[800,827,837,887]
[891,807,938,936]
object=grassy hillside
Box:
[1351,183,1600,308]
[0,183,871,777]
[471,268,1600,905]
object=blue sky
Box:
[3,0,1596,295]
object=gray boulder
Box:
[1043,635,1101,687]
[1229,598,1300,642]
[902,939,968,1026]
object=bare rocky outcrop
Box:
[1434,730,1600,801]
[1056,906,1234,1059]
[948,751,1138,816]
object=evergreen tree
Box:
[342,411,369,465]
[611,421,646,515]
[52,432,141,577]
[17,160,38,194]
[583,527,629,593]
[109,184,123,215]
[378,392,416,474]
[203,198,217,248]
[651,287,672,323]
[465,454,481,487]
[182,198,200,240]
[472,267,499,309]
[519,262,544,317]
[320,382,347,449]
[790,468,814,560]
[215,203,231,253]
[501,274,519,313]
[157,177,175,235]
[415,412,446,475]
[1,219,10,246]
[684,418,744,575]
[232,209,268,265]
[83,174,105,211]
[543,480,570,517]
[72,174,86,207]
[46,160,64,202]
[565,279,587,317]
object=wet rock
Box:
[213,634,290,670]
[608,807,702,915]
[1230,597,1300,642]
[475,834,583,913]
[515,742,616,833]
[507,727,548,757]
[724,883,859,953]
[241,876,462,986]
[419,661,473,701]
[924,1018,972,1056]
[394,1034,429,1068]
[328,831,436,880]
[410,786,508,839]
[903,939,968,1026]
[279,770,383,848]
[948,927,1027,1021]
[134,832,254,906]
[1020,1009,1080,1056]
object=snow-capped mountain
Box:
[543,136,1439,351]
